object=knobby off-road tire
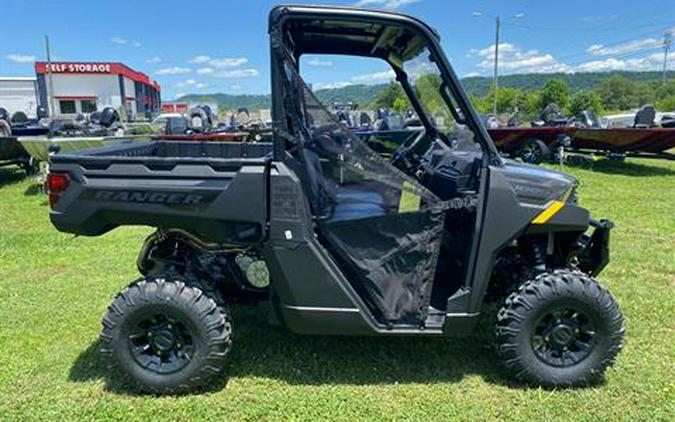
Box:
[100,276,232,394]
[496,269,624,387]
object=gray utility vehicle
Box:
[47,5,624,393]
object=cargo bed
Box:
[48,141,274,244]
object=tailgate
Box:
[48,155,271,245]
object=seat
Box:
[330,186,385,222]
[634,105,656,128]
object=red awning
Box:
[54,96,97,100]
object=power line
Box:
[465,13,675,90]
[502,16,675,33]
[541,27,673,62]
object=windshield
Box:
[402,48,463,132]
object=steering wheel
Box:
[389,129,427,174]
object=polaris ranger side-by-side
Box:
[47,5,624,393]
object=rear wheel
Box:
[496,269,624,387]
[520,139,550,164]
[100,276,232,394]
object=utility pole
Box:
[45,35,56,117]
[493,16,500,117]
[473,11,523,117]
[663,31,672,85]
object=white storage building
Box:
[34,62,161,119]
[0,77,40,118]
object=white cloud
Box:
[314,81,352,90]
[174,78,208,89]
[587,38,663,56]
[463,72,482,78]
[112,37,141,48]
[471,41,675,75]
[306,58,333,67]
[575,53,667,72]
[110,37,127,45]
[5,54,35,63]
[155,66,192,75]
[474,43,571,73]
[351,70,396,83]
[354,0,421,9]
[209,58,248,68]
[230,84,243,90]
[175,79,196,87]
[196,67,214,75]
[175,93,186,99]
[206,69,260,78]
[189,56,248,68]
[189,55,212,64]
[146,56,162,64]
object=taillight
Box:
[46,172,70,208]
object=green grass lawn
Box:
[0,158,673,421]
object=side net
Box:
[277,58,448,323]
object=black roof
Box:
[269,4,439,60]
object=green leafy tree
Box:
[634,83,655,107]
[654,79,675,100]
[539,79,570,111]
[569,91,605,117]
[525,91,541,117]
[414,74,444,112]
[655,95,675,112]
[392,96,409,112]
[371,82,408,110]
[483,87,522,115]
[597,75,642,111]
[469,93,490,114]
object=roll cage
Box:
[268,4,502,165]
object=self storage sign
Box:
[46,63,112,73]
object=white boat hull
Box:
[19,136,150,162]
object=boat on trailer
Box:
[488,126,675,164]
[19,135,151,162]
[0,136,39,174]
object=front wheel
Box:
[496,269,624,387]
[100,276,232,394]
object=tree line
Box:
[371,75,675,120]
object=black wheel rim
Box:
[531,307,597,367]
[522,142,541,164]
[128,313,195,374]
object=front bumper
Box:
[578,218,613,276]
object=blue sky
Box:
[2,0,674,99]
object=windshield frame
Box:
[270,5,502,165]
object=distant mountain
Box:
[313,83,387,107]
[176,84,386,112]
[461,71,675,97]
[175,71,675,111]
[176,93,271,111]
